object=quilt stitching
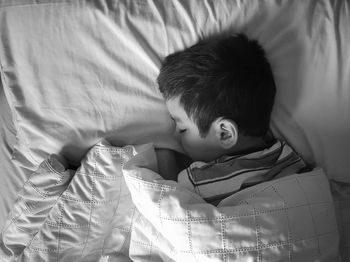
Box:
[171,231,338,255]
[9,159,65,221]
[2,141,340,261]
[253,207,262,261]
[219,213,228,262]
[46,221,91,228]
[113,226,133,233]
[158,186,166,228]
[47,214,122,228]
[127,175,176,190]
[28,246,59,254]
[271,185,293,261]
[119,148,126,167]
[56,201,65,260]
[186,209,194,255]
[81,149,98,256]
[131,239,162,250]
[157,201,331,222]
[3,166,63,238]
[270,185,293,261]
[237,174,322,204]
[129,171,336,259]
[100,150,129,256]
[74,171,122,180]
[59,195,122,204]
[4,158,73,257]
[174,240,296,254]
[296,176,321,256]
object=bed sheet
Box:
[0,0,349,183]
[0,78,32,229]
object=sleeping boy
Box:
[156,33,309,205]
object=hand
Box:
[155,148,192,181]
[51,154,69,169]
[155,149,179,181]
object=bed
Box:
[0,0,349,261]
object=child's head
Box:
[158,33,276,161]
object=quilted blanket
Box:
[0,141,341,261]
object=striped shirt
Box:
[177,140,308,205]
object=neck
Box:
[227,134,274,156]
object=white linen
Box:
[124,145,340,262]
[0,0,350,184]
[1,141,136,262]
[0,0,181,170]
[0,78,32,229]
[0,141,341,261]
[0,0,349,260]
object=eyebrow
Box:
[170,116,181,123]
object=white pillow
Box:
[0,0,349,182]
[0,1,181,168]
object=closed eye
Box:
[179,128,187,134]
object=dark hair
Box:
[157,33,276,138]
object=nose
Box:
[173,127,181,140]
[171,120,183,141]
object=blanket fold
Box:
[0,155,73,259]
[123,146,341,262]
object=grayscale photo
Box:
[0,0,349,261]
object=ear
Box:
[212,118,238,149]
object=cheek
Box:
[180,135,210,160]
[179,132,222,162]
[180,134,198,154]
[179,135,191,151]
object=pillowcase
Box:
[0,0,182,169]
[0,0,349,182]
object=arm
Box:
[155,149,192,181]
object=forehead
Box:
[165,96,188,121]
